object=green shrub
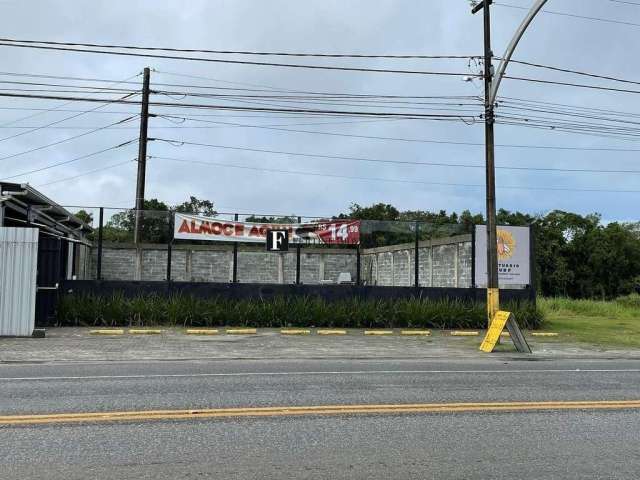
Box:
[56,293,544,330]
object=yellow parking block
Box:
[317,329,347,335]
[89,329,124,336]
[532,332,559,337]
[225,328,257,335]
[186,329,219,335]
[450,331,479,336]
[400,330,432,336]
[500,332,510,337]
[128,329,163,335]
[364,330,394,336]
[280,329,311,335]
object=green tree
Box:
[175,196,217,216]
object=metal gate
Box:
[0,227,39,336]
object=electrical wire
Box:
[149,138,640,174]
[506,58,640,88]
[38,158,135,187]
[0,92,137,143]
[0,115,137,162]
[1,139,137,180]
[0,72,140,128]
[0,92,482,120]
[0,37,478,60]
[149,155,640,194]
[495,2,640,28]
[157,114,640,152]
[0,41,479,77]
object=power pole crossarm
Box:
[134,67,151,244]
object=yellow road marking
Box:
[225,328,257,335]
[364,330,394,336]
[185,329,219,335]
[89,329,124,336]
[317,329,347,335]
[280,329,311,335]
[128,329,163,335]
[400,330,431,336]
[3,400,640,426]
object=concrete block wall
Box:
[91,236,470,286]
[361,234,472,288]
[92,243,357,284]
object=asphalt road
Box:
[2,357,640,479]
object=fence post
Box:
[356,245,361,285]
[529,223,536,301]
[166,211,173,282]
[414,221,420,288]
[97,207,104,280]
[471,225,476,289]
[232,213,239,283]
[295,216,301,285]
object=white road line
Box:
[1,368,640,381]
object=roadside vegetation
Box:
[540,294,640,347]
[57,294,542,330]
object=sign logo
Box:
[496,229,516,260]
[266,229,288,252]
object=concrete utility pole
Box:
[472,0,547,325]
[134,67,151,244]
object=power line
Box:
[608,0,640,6]
[149,138,640,173]
[506,58,640,88]
[0,91,482,120]
[158,114,640,152]
[0,116,137,163]
[495,2,640,28]
[503,75,640,95]
[0,41,478,77]
[38,158,135,187]
[0,72,140,128]
[1,139,137,181]
[0,37,479,60]
[0,92,137,143]
[150,155,640,194]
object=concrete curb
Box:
[89,329,124,336]
[280,329,311,335]
[532,332,559,337]
[226,328,257,335]
[128,329,163,335]
[317,329,347,335]
[450,331,480,337]
[364,330,394,336]
[400,330,432,336]
[185,329,219,335]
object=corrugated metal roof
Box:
[0,227,38,336]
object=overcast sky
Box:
[1,0,639,223]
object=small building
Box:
[0,182,91,335]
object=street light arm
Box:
[489,0,548,105]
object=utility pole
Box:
[472,0,548,327]
[472,0,499,326]
[134,67,151,244]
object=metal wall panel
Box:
[0,227,38,336]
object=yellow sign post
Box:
[480,311,532,353]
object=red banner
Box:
[174,213,360,245]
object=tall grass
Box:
[539,294,640,319]
[57,293,543,330]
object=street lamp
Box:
[472,0,548,325]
